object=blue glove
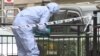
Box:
[35,28,50,36]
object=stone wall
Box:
[54,0,97,3]
[14,0,42,4]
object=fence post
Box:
[92,10,100,56]
[85,25,90,56]
[77,25,81,56]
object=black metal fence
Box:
[0,24,92,56]
[1,10,100,56]
[91,10,100,56]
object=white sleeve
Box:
[39,11,51,24]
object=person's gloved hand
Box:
[34,24,50,36]
[37,24,47,32]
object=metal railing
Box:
[91,10,100,56]
[0,24,93,56]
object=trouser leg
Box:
[13,28,40,56]
[12,29,26,56]
[21,32,39,56]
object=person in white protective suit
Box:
[12,2,59,56]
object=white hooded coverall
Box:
[12,2,59,56]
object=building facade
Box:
[14,0,52,10]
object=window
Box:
[50,9,84,34]
[50,9,67,21]
[50,9,68,34]
[4,8,20,23]
[67,10,80,18]
[67,10,84,32]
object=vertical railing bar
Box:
[97,28,99,55]
[0,36,2,56]
[77,25,80,56]
[37,36,39,56]
[85,24,90,56]
[46,36,48,56]
[0,36,2,55]
[93,10,99,56]
[12,36,14,56]
[43,36,45,56]
[62,37,64,56]
[75,36,77,56]
[52,35,54,55]
[1,36,3,56]
[69,37,71,56]
[57,37,60,56]
[7,36,8,56]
